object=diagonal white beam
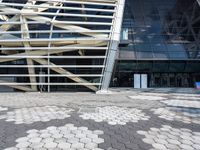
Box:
[0,0,117,92]
[0,41,107,63]
[33,58,98,91]
[0,1,60,32]
[100,0,125,91]
[21,16,38,91]
[25,15,108,38]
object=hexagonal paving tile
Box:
[4,124,104,149]
[79,106,150,125]
[162,100,200,109]
[129,95,166,101]
[137,125,200,150]
[171,94,200,100]
[0,106,8,111]
[151,107,200,124]
[0,106,73,124]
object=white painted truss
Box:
[0,0,125,92]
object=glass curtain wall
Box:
[114,0,200,88]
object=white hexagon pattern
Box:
[4,124,104,150]
[0,106,8,111]
[162,100,200,109]
[129,95,166,101]
[137,125,200,150]
[79,106,150,125]
[151,107,200,124]
[0,106,73,124]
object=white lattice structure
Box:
[0,0,125,92]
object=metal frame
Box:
[163,0,200,59]
[100,0,125,91]
[0,0,125,92]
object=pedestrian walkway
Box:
[0,89,199,150]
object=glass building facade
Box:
[0,0,200,92]
[113,0,200,88]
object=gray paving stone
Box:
[43,137,54,143]
[63,134,75,138]
[92,138,104,144]
[85,142,98,149]
[112,142,126,150]
[192,144,200,149]
[180,144,195,150]
[71,143,84,149]
[152,143,167,150]
[1,91,200,150]
[16,142,30,148]
[4,148,18,150]
[29,142,44,148]
[44,142,57,148]
[125,142,138,149]
[167,139,181,145]
[154,138,168,145]
[165,143,180,150]
[57,142,71,149]
[93,130,104,135]
[15,137,29,143]
[28,137,42,143]
[54,138,67,143]
[142,138,155,144]
[67,137,79,144]
[180,139,193,145]
[80,137,92,143]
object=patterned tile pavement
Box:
[0,107,8,112]
[79,106,150,125]
[137,125,200,150]
[0,88,199,150]
[151,107,200,124]
[0,106,73,124]
[5,124,104,150]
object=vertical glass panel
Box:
[153,61,169,72]
[121,28,129,40]
[136,51,153,59]
[120,0,200,61]
[169,62,186,72]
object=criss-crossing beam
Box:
[0,0,124,92]
[164,0,200,59]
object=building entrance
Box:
[111,72,200,88]
[150,73,195,88]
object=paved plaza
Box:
[0,88,200,150]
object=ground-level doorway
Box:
[111,72,200,88]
